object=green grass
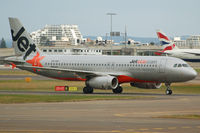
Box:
[0,94,152,104]
[156,114,200,120]
[0,70,35,75]
[195,68,200,74]
[0,80,71,91]
[0,80,200,94]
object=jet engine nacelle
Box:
[86,76,118,89]
[130,82,162,89]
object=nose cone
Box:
[185,69,197,80]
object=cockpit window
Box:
[178,64,182,67]
[182,64,189,67]
[174,63,189,68]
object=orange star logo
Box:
[10,62,16,69]
[26,52,45,72]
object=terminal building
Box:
[30,24,84,46]
[173,35,200,48]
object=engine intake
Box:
[86,76,118,89]
[130,82,162,89]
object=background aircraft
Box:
[156,30,200,62]
[3,18,197,95]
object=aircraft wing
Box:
[183,52,200,56]
[16,65,122,78]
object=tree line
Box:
[0,38,7,48]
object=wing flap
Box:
[183,52,200,56]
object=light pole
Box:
[107,13,117,55]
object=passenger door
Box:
[159,59,167,73]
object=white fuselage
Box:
[16,54,197,84]
[164,49,200,62]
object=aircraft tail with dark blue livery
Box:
[155,30,178,55]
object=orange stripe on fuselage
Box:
[117,75,155,84]
[51,75,155,84]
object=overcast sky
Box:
[1,0,200,39]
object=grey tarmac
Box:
[0,94,200,133]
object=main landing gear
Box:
[83,86,93,94]
[165,83,172,95]
[83,85,123,94]
[112,85,123,94]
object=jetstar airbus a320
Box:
[4,18,197,95]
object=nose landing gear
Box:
[165,83,172,95]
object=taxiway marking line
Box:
[114,110,200,117]
[181,126,191,129]
[138,128,149,131]
[153,128,163,130]
[0,130,120,133]
[167,127,177,130]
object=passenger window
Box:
[174,64,177,67]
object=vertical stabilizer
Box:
[156,30,178,50]
[155,30,178,55]
[9,18,41,60]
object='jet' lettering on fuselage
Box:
[130,59,157,64]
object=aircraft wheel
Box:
[166,89,172,95]
[165,83,172,95]
[112,86,123,94]
[83,86,93,94]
